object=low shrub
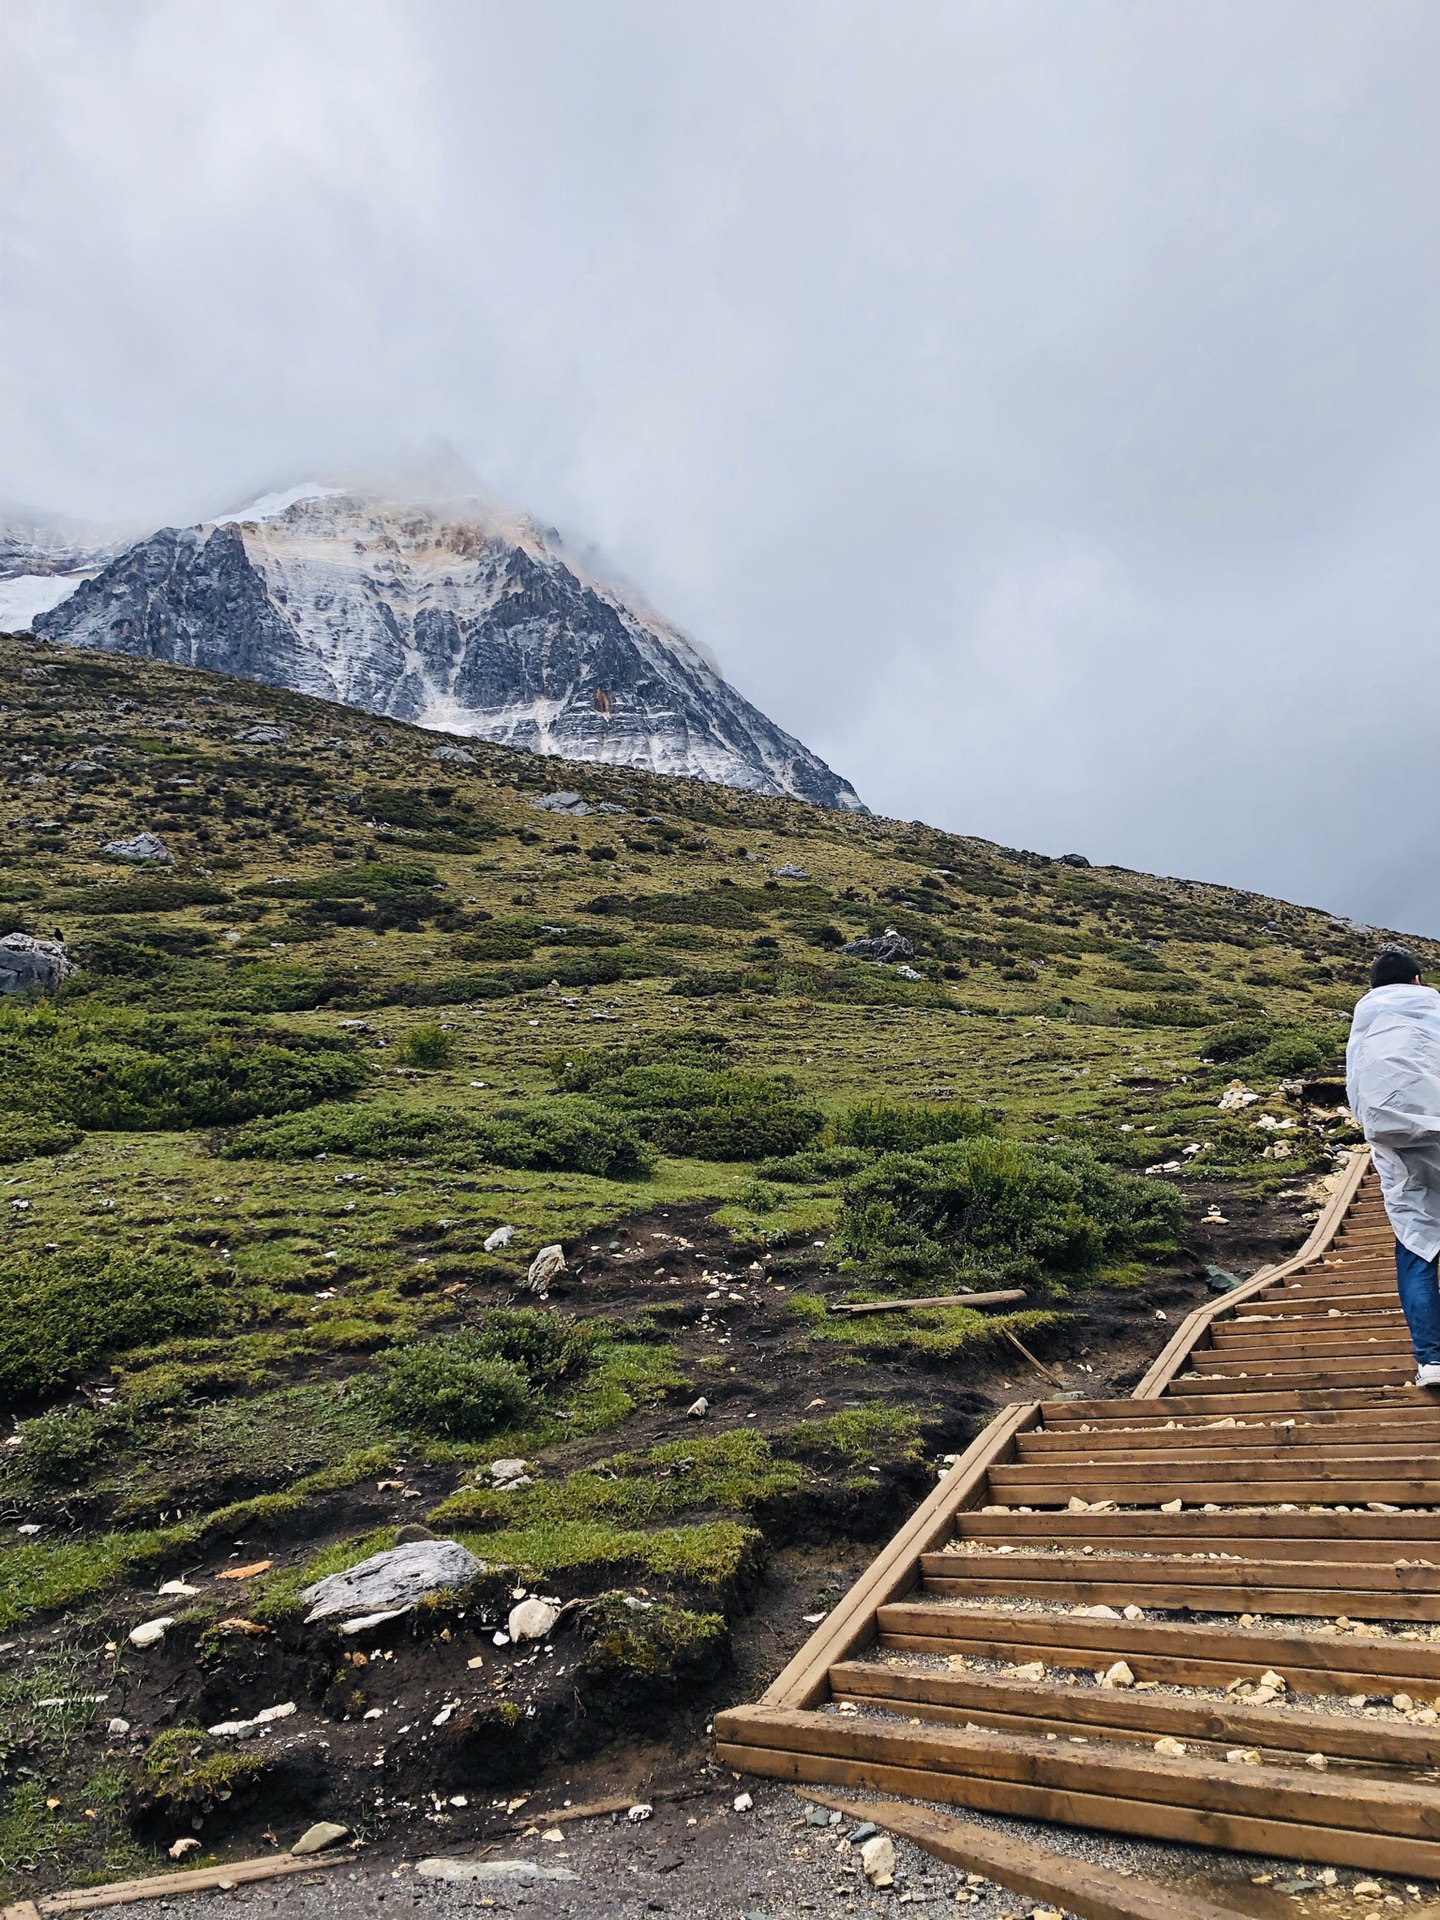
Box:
[834,1137,1183,1285]
[831,1098,995,1154]
[0,1247,224,1402]
[222,1095,651,1179]
[1203,1018,1346,1078]
[380,1337,529,1440]
[753,1146,872,1184]
[395,1021,454,1068]
[0,1112,82,1164]
[561,1052,822,1162]
[472,1307,598,1388]
[0,1006,367,1132]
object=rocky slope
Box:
[29,487,863,810]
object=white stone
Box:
[860,1834,896,1887]
[686,1397,710,1419]
[337,1608,410,1636]
[508,1598,559,1642]
[103,831,172,863]
[732,1792,753,1812]
[484,1225,515,1251]
[128,1617,174,1648]
[417,1858,579,1882]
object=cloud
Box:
[4,0,1438,928]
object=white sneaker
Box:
[1416,1363,1440,1389]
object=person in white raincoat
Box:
[1346,945,1440,1388]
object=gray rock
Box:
[234,724,289,744]
[418,1858,578,1883]
[772,863,809,879]
[102,831,172,863]
[488,1457,530,1484]
[1060,852,1091,868]
[66,759,103,774]
[291,1821,349,1855]
[0,932,74,994]
[483,1224,515,1251]
[429,745,477,764]
[841,927,914,962]
[531,790,591,816]
[302,1539,482,1624]
[894,964,924,981]
[525,1244,567,1293]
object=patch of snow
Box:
[214,482,345,526]
[0,573,85,630]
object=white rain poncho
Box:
[1346,982,1440,1261]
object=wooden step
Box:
[874,1599,1440,1695]
[825,1660,1440,1766]
[716,1704,1440,1873]
[918,1551,1440,1620]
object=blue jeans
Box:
[1396,1242,1440,1368]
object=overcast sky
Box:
[4,1,1438,932]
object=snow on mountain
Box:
[32,488,864,810]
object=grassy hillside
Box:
[0,632,1414,1890]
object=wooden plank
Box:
[956,1507,1440,1538]
[923,1549,1440,1591]
[30,1852,346,1913]
[794,1791,1254,1920]
[985,1471,1440,1505]
[917,1574,1440,1622]
[826,1661,1440,1765]
[828,1288,1027,1315]
[716,1707,1439,1833]
[1018,1420,1440,1453]
[717,1739,1440,1873]
[876,1631,1437,1696]
[759,1401,1039,1709]
[874,1602,1440,1683]
[716,1709,1440,1868]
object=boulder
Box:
[429,746,477,764]
[525,1244,567,1293]
[0,932,74,995]
[102,831,172,863]
[302,1539,482,1624]
[234,725,289,745]
[772,863,809,879]
[530,791,591,816]
[840,927,914,962]
[484,1224,515,1251]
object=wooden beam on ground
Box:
[14,1852,346,1915]
[828,1289,1026,1315]
[794,1790,1253,1920]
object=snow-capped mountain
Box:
[28,484,863,810]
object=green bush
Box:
[0,1007,366,1132]
[472,1307,597,1388]
[0,1111,82,1164]
[380,1337,529,1440]
[395,1021,454,1068]
[222,1095,651,1179]
[754,1145,873,1184]
[605,1064,822,1159]
[0,1247,224,1402]
[831,1098,995,1154]
[834,1137,1183,1285]
[1203,1018,1344,1078]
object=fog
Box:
[4,1,1437,929]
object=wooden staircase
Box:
[718,1151,1440,1875]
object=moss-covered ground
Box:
[0,633,1418,1893]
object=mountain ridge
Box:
[23,486,864,812]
